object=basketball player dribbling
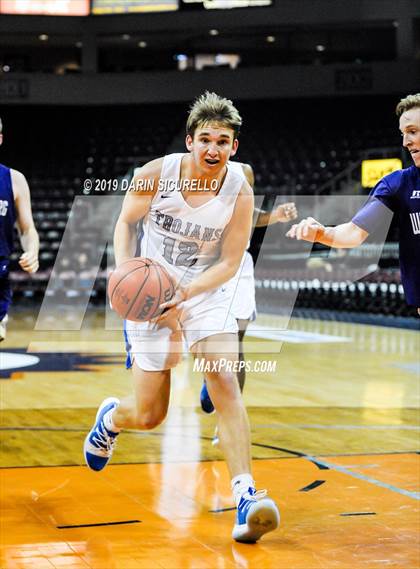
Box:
[84,92,280,543]
[200,160,297,419]
[0,117,39,341]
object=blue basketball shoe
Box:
[200,381,214,414]
[84,397,120,471]
[232,488,280,543]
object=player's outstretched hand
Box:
[286,216,325,242]
[275,202,298,223]
[19,252,39,273]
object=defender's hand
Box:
[286,217,325,242]
[275,202,298,223]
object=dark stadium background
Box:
[0,0,419,325]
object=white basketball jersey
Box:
[140,153,243,286]
[228,160,246,178]
[227,161,255,280]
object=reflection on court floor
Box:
[0,311,419,568]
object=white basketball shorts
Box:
[230,251,257,321]
[124,284,238,371]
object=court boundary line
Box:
[57,519,141,529]
[304,455,420,501]
[1,451,418,470]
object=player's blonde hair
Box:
[395,93,420,117]
[186,91,242,138]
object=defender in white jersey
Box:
[84,92,280,543]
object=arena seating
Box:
[3,96,411,319]
[237,97,401,195]
[254,267,417,318]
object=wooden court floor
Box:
[0,309,419,568]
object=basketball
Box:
[108,257,175,322]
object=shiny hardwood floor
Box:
[1,308,419,568]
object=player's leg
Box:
[84,365,171,471]
[113,364,171,430]
[194,333,251,474]
[0,261,12,342]
[200,254,255,412]
[84,321,173,471]
[236,318,250,392]
[193,333,280,542]
[0,313,9,342]
[200,317,249,415]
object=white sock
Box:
[103,408,121,433]
[231,473,255,506]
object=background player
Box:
[84,92,280,543]
[200,161,297,416]
[286,93,420,315]
[0,117,39,341]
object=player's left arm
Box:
[255,202,298,226]
[188,182,253,299]
[241,163,255,188]
[11,169,39,273]
[160,182,254,309]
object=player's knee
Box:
[134,411,166,430]
[209,371,240,401]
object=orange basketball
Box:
[108,257,175,322]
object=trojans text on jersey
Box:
[154,209,223,242]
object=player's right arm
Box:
[113,158,163,267]
[11,169,39,273]
[286,217,369,248]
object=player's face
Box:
[186,123,238,174]
[399,107,420,167]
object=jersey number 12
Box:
[162,237,198,267]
